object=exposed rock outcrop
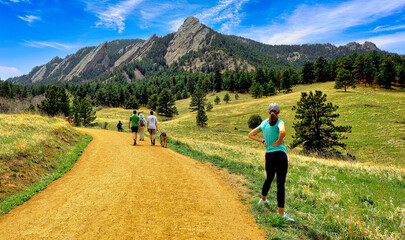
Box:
[165,16,210,66]
[31,65,47,83]
[114,34,157,68]
[65,41,109,81]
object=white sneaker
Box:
[258,199,269,205]
[282,213,295,222]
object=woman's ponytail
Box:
[270,110,278,126]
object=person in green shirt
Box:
[129,110,140,145]
[248,103,294,222]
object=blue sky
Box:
[1,0,405,80]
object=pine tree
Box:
[189,88,207,112]
[314,56,328,82]
[38,85,64,117]
[206,102,213,111]
[214,95,220,105]
[196,108,208,127]
[148,94,158,111]
[223,93,230,103]
[80,98,97,127]
[301,61,315,84]
[59,88,71,117]
[379,57,396,89]
[335,68,355,92]
[280,69,292,93]
[250,82,264,98]
[398,66,405,88]
[214,67,222,92]
[125,96,140,109]
[157,88,178,117]
[291,91,351,156]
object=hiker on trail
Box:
[117,121,123,132]
[248,103,294,222]
[138,113,146,141]
[129,110,140,145]
[147,111,158,145]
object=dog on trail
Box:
[160,132,167,148]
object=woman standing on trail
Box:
[248,103,294,222]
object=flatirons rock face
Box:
[114,34,157,68]
[65,41,109,81]
[165,16,211,66]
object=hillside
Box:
[0,114,90,214]
[9,16,384,85]
[228,35,383,67]
[95,82,404,239]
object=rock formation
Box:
[165,16,210,66]
[114,34,157,68]
[65,41,109,81]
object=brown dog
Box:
[160,132,167,148]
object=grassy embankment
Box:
[0,113,91,215]
[96,82,404,239]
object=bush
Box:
[248,114,262,129]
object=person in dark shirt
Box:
[117,121,123,132]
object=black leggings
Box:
[261,151,288,208]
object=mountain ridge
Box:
[9,16,385,85]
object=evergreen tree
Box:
[214,67,222,92]
[398,66,405,88]
[250,82,264,98]
[80,98,97,127]
[291,91,351,155]
[223,93,230,103]
[280,69,292,93]
[214,95,220,105]
[189,88,207,112]
[301,61,315,84]
[206,102,213,111]
[314,56,328,82]
[59,88,71,117]
[335,68,355,92]
[235,93,239,100]
[196,108,208,127]
[38,85,68,117]
[157,88,178,117]
[254,68,266,85]
[353,54,366,84]
[71,97,96,127]
[379,57,396,89]
[140,85,149,106]
[148,94,158,111]
[125,96,140,109]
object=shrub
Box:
[248,114,262,129]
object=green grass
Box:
[165,137,404,240]
[0,134,92,215]
[95,82,404,239]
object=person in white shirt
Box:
[146,111,158,145]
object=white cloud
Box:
[169,18,184,32]
[22,40,77,50]
[243,0,405,45]
[196,0,250,33]
[86,0,144,33]
[18,14,40,25]
[372,24,405,32]
[0,66,21,80]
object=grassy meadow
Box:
[0,113,90,214]
[97,82,404,239]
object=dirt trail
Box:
[0,129,265,239]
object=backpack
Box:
[140,118,145,127]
